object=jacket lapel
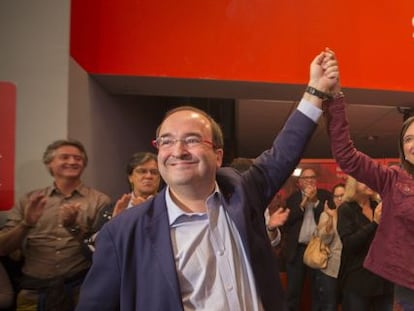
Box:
[145,188,182,302]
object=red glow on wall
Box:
[0,82,16,210]
[70,0,414,92]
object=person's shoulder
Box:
[216,167,244,188]
[16,186,50,203]
[218,166,241,178]
[104,196,161,235]
[286,190,301,200]
[338,201,358,214]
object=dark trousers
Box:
[315,270,338,311]
[341,290,393,311]
[394,285,414,311]
[17,270,87,311]
[286,244,320,311]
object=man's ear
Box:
[215,149,224,168]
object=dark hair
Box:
[299,167,317,178]
[155,106,224,149]
[42,139,88,166]
[332,183,345,193]
[126,152,157,176]
[229,157,253,173]
[399,116,414,175]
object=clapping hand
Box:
[24,192,47,226]
[112,193,132,217]
[131,194,154,206]
[61,202,82,227]
[373,202,382,224]
[112,193,155,217]
[268,207,290,228]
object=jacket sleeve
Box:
[76,226,121,311]
[337,203,377,255]
[325,96,389,196]
[254,109,318,206]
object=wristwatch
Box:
[267,225,278,232]
[68,225,80,234]
[305,86,332,101]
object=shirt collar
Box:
[166,183,222,226]
[48,182,85,197]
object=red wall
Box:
[70,0,414,92]
[279,158,399,203]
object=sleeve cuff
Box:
[297,99,323,123]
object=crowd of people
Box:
[0,48,413,311]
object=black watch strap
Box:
[267,225,278,232]
[305,86,332,100]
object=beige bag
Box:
[303,233,330,269]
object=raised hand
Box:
[373,202,382,224]
[61,202,82,227]
[309,48,339,94]
[323,200,336,217]
[112,193,132,217]
[131,194,154,207]
[268,207,290,228]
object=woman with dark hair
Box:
[324,49,413,310]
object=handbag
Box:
[303,232,330,269]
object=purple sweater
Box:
[326,95,414,290]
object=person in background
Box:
[336,176,393,311]
[75,49,339,311]
[0,261,14,310]
[83,152,161,255]
[315,182,345,311]
[324,49,413,310]
[112,152,161,216]
[229,157,290,246]
[0,139,111,311]
[0,212,16,311]
[282,167,332,311]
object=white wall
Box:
[0,0,183,204]
[0,0,70,201]
[68,59,165,200]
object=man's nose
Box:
[171,140,189,154]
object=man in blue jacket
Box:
[76,48,339,311]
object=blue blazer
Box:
[76,109,317,311]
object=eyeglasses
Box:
[134,168,160,176]
[299,176,317,181]
[333,194,344,199]
[403,135,414,144]
[152,136,215,150]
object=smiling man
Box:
[0,139,111,311]
[76,48,339,311]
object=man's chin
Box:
[168,177,193,187]
[61,173,82,180]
